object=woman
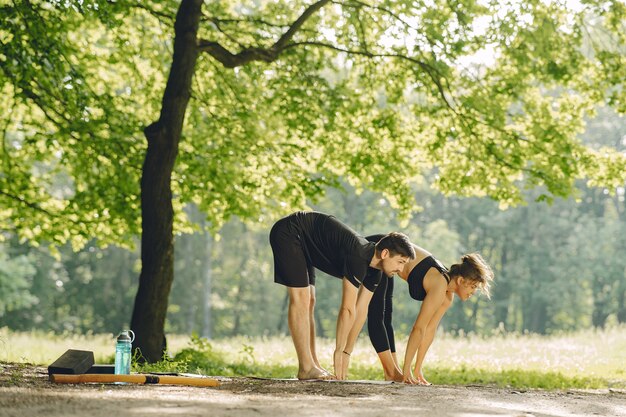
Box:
[343,234,494,384]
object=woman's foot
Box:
[385,370,404,382]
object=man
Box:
[269,211,415,380]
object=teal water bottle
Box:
[114,330,135,375]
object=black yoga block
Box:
[48,349,95,375]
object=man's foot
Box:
[297,367,335,380]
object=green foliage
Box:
[2,0,625,250]
[2,148,624,338]
[124,333,622,390]
[5,362,28,386]
[0,0,154,249]
[138,334,297,378]
[0,248,36,316]
[3,328,625,389]
[0,240,138,333]
[424,366,607,390]
[1,0,625,349]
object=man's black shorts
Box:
[269,216,316,287]
[269,211,378,289]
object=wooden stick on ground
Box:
[50,373,220,387]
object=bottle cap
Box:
[117,330,135,343]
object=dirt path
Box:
[1,363,626,417]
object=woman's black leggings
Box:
[367,273,396,353]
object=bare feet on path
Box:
[2,364,626,417]
[297,367,335,380]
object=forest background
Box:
[1,0,625,358]
[3,105,625,339]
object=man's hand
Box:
[333,349,345,380]
[334,278,358,381]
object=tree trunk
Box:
[528,300,547,334]
[591,273,612,328]
[618,288,626,324]
[315,307,326,338]
[202,230,213,339]
[592,293,610,328]
[277,292,289,334]
[493,247,510,329]
[130,0,202,363]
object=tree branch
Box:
[197,0,456,110]
[284,41,457,111]
[273,0,331,51]
[452,107,552,182]
[336,0,420,32]
[206,17,247,49]
[130,3,175,25]
[204,16,292,30]
[0,190,55,217]
[1,94,15,174]
[197,1,468,137]
[197,0,331,67]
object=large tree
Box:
[2,0,625,361]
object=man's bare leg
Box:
[308,285,331,376]
[288,286,327,380]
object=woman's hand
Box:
[415,369,432,385]
[402,370,418,384]
[341,351,351,380]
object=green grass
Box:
[2,325,625,390]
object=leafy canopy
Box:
[1,0,625,248]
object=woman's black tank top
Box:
[407,256,450,300]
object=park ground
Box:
[2,328,626,416]
[1,363,626,417]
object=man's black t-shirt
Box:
[290,211,376,285]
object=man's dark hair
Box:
[375,232,415,259]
